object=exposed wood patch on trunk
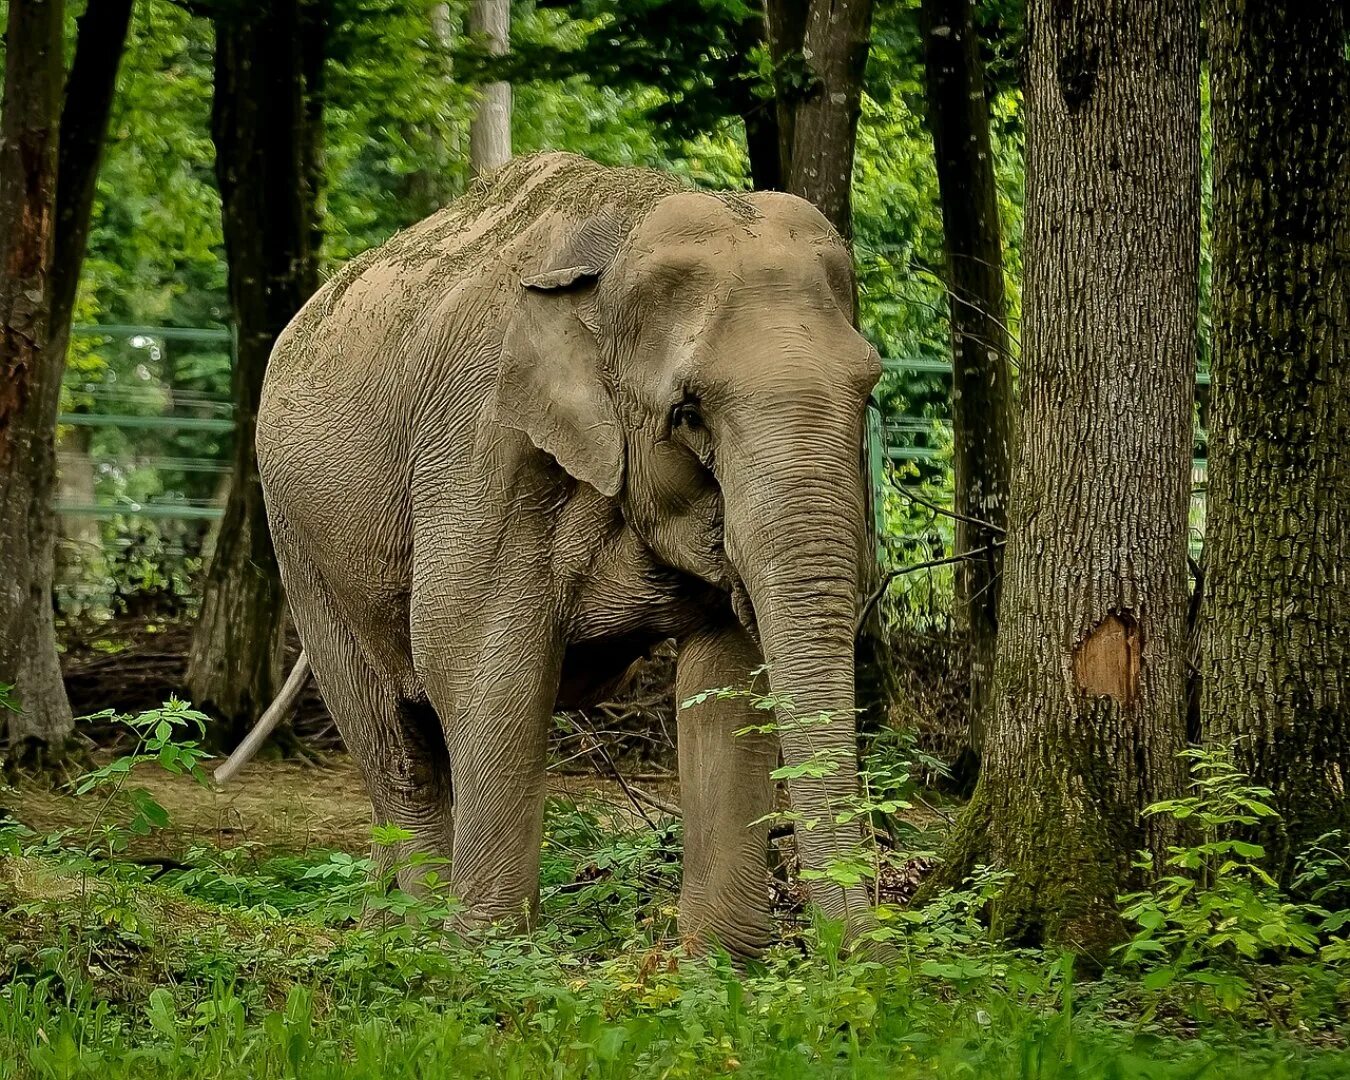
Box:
[1074,611,1140,705]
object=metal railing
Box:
[56,328,1209,532]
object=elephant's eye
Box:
[670,397,713,467]
[671,400,705,432]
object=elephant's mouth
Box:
[727,568,759,645]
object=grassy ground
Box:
[2,736,1348,1079]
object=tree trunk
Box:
[934,0,1199,958]
[51,0,136,338]
[919,0,1015,785]
[48,0,137,577]
[189,0,324,750]
[404,3,460,217]
[740,1,783,191]
[57,424,100,553]
[468,0,511,175]
[1202,0,1349,883]
[0,0,71,758]
[765,0,889,727]
[782,0,873,240]
[764,0,808,188]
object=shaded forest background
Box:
[28,0,1032,752]
[0,0,1345,967]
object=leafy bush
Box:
[1118,749,1348,1014]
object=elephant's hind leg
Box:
[279,550,454,895]
[307,627,455,896]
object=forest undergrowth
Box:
[1,696,1347,1079]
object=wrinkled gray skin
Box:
[258,153,881,955]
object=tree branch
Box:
[855,542,1005,636]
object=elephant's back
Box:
[266,153,689,393]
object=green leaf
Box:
[146,988,178,1038]
[1141,968,1176,991]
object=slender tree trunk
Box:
[740,1,783,191]
[933,0,1199,958]
[48,0,137,565]
[764,0,808,187]
[189,0,324,749]
[782,0,873,240]
[743,102,782,191]
[50,0,136,338]
[405,3,459,217]
[57,425,100,552]
[765,0,889,726]
[919,0,1015,784]
[468,0,511,175]
[0,0,69,759]
[1202,0,1349,883]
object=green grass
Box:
[1,710,1347,1079]
[3,803,1348,1079]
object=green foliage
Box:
[69,699,213,842]
[1,708,1348,1076]
[1117,749,1348,1013]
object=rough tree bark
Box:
[932,0,1199,957]
[919,0,1015,782]
[0,0,70,758]
[188,0,324,749]
[1202,0,1349,882]
[781,0,874,241]
[468,0,511,175]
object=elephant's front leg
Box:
[417,615,559,932]
[675,625,777,957]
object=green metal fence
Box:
[56,325,1209,534]
[57,323,234,524]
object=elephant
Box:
[234,151,881,956]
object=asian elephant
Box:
[241,152,881,956]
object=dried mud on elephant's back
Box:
[292,153,761,346]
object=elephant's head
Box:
[495,190,882,929]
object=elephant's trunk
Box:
[721,425,873,931]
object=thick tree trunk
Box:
[782,0,873,240]
[189,0,323,749]
[919,0,1015,783]
[1202,0,1349,883]
[0,0,71,757]
[934,0,1199,958]
[468,0,511,175]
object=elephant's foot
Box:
[678,886,773,960]
[447,900,537,939]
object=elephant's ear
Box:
[494,214,626,499]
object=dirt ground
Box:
[5,755,680,857]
